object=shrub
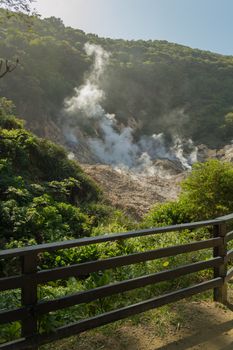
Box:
[180,159,233,220]
[142,200,190,228]
[144,160,233,228]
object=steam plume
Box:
[64,43,197,174]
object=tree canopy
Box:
[0,1,37,78]
[0,0,35,14]
[0,98,103,251]
[144,159,233,228]
[0,10,233,147]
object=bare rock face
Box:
[152,159,185,176]
[217,144,233,162]
[196,144,214,162]
[27,118,99,164]
[196,144,233,163]
[26,118,233,219]
[83,164,184,219]
[81,144,233,219]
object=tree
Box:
[143,160,233,228]
[0,0,35,14]
[180,160,233,220]
[0,0,37,78]
[0,58,19,78]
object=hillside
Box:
[0,99,103,254]
[2,7,233,350]
[83,164,183,219]
[0,10,233,155]
[82,144,233,218]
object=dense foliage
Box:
[144,159,233,227]
[1,105,233,343]
[1,9,233,344]
[0,98,103,252]
[0,0,34,13]
[0,10,233,147]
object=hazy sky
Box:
[35,0,233,55]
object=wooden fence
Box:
[1,214,233,349]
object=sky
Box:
[34,0,233,55]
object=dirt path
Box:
[45,290,233,350]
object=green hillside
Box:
[0,11,233,147]
[0,98,104,253]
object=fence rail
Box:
[1,214,233,350]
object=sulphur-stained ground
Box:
[83,164,184,219]
[43,288,233,350]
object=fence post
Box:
[21,253,38,350]
[213,222,227,304]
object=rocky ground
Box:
[35,120,233,220]
[82,144,233,219]
[83,163,184,219]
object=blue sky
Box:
[35,0,233,55]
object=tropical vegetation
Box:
[0,9,233,147]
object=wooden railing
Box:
[1,214,233,350]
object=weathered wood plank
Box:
[226,267,233,282]
[1,214,232,350]
[0,308,28,325]
[0,218,225,259]
[0,278,222,350]
[21,254,38,350]
[36,238,221,284]
[36,257,222,315]
[0,275,24,292]
[226,230,233,242]
[213,223,227,303]
[226,248,233,262]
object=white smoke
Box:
[138,133,170,160]
[171,138,198,170]
[68,152,75,160]
[65,43,109,118]
[63,126,78,144]
[64,43,198,175]
[89,114,139,167]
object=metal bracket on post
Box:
[213,222,227,304]
[21,253,38,350]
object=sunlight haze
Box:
[35,0,233,55]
